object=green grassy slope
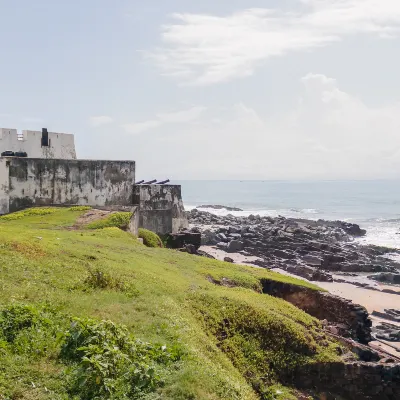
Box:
[0,208,341,400]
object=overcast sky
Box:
[1,0,400,180]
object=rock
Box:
[188,208,400,284]
[273,250,296,260]
[368,272,400,284]
[224,257,234,263]
[216,233,228,242]
[227,240,244,253]
[228,226,241,234]
[302,255,323,267]
[167,231,202,249]
[197,250,216,259]
[201,229,218,245]
[243,232,256,238]
[216,242,228,250]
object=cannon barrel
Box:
[157,179,170,185]
[135,180,145,184]
[142,179,157,185]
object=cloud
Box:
[89,116,113,127]
[120,73,400,179]
[148,1,400,85]
[122,106,206,134]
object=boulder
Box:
[216,233,228,242]
[302,255,323,267]
[227,240,244,253]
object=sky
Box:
[1,0,400,180]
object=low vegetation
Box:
[0,207,58,221]
[68,205,92,212]
[86,212,132,230]
[0,207,340,399]
[138,228,164,248]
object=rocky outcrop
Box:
[261,279,372,344]
[196,205,243,212]
[188,209,400,283]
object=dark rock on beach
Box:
[187,208,400,284]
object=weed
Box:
[0,304,63,359]
[83,268,139,297]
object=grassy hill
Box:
[0,208,341,400]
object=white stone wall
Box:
[0,128,76,159]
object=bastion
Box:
[0,128,187,234]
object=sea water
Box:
[173,180,400,249]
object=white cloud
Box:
[89,116,113,127]
[122,106,206,134]
[148,1,400,85]
[125,73,400,179]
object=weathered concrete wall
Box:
[0,128,76,159]
[4,158,135,213]
[0,158,10,214]
[139,209,173,235]
[289,361,400,400]
[133,185,188,233]
[128,206,140,236]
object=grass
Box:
[0,207,341,399]
[138,228,164,248]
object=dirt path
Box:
[70,209,113,229]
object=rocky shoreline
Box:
[187,206,400,350]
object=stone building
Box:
[0,128,187,234]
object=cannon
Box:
[142,179,157,185]
[157,179,170,185]
[135,180,145,184]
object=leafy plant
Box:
[138,229,163,248]
[61,318,183,399]
[86,212,132,230]
[68,206,92,212]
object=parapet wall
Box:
[0,128,76,159]
[0,158,135,214]
[133,185,188,234]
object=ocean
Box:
[173,180,400,250]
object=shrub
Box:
[61,318,183,399]
[86,212,132,230]
[0,207,58,221]
[138,229,163,248]
[68,206,92,212]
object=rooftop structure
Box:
[0,128,76,159]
